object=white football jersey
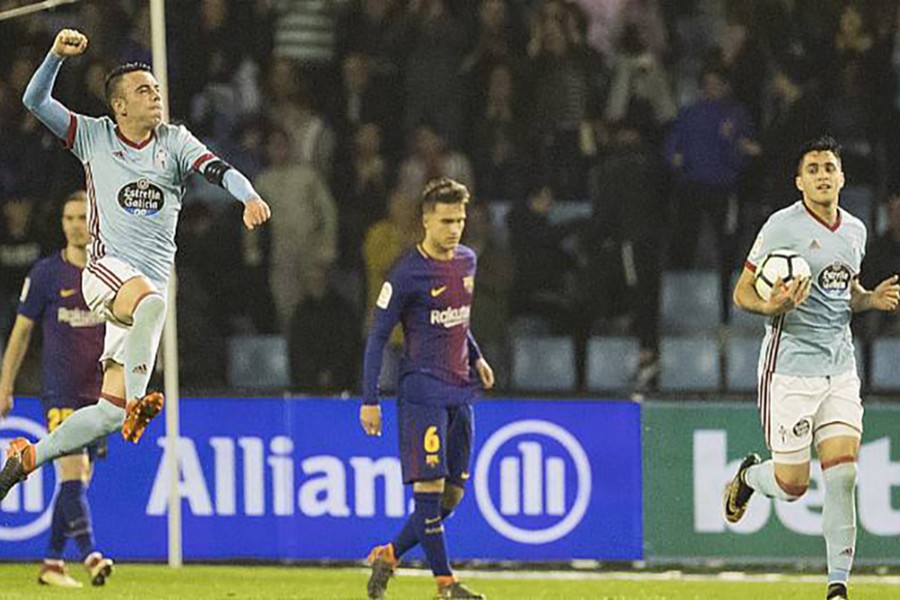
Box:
[65,114,215,285]
[746,200,867,377]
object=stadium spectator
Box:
[250,128,337,333]
[397,123,474,201]
[332,122,394,272]
[265,57,336,178]
[333,52,399,156]
[605,23,676,134]
[713,16,767,127]
[288,273,361,393]
[589,103,665,391]
[664,64,759,323]
[528,14,601,199]
[758,61,827,212]
[468,63,527,202]
[396,0,468,146]
[461,0,526,104]
[335,0,403,78]
[860,191,900,335]
[507,184,578,332]
[0,196,42,338]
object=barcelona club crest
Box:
[463,276,474,294]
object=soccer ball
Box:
[754,250,812,301]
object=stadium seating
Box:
[726,334,760,392]
[511,336,576,391]
[586,336,640,391]
[659,335,721,391]
[661,270,721,332]
[729,271,765,332]
[870,337,900,390]
[227,335,290,390]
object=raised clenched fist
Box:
[52,29,89,57]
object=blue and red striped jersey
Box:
[363,244,482,405]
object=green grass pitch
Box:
[0,564,897,599]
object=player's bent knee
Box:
[441,484,465,513]
[134,292,166,323]
[775,476,808,500]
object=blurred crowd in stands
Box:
[1,0,899,395]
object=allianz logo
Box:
[694,430,900,536]
[0,418,56,542]
[474,420,591,544]
[1,418,592,546]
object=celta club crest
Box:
[463,276,474,294]
[154,148,168,170]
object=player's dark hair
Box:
[796,136,842,174]
[104,62,153,112]
[421,178,470,213]
[63,190,87,206]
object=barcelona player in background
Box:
[0,192,114,587]
[361,178,494,600]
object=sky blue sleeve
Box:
[178,126,258,203]
[22,52,71,141]
[746,218,780,271]
[222,169,258,204]
[362,275,406,406]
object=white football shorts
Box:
[759,370,863,462]
[81,256,159,365]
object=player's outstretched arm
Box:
[0,316,36,419]
[734,267,810,316]
[190,151,271,228]
[22,30,87,139]
[850,275,900,313]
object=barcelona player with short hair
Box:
[361,178,494,600]
[0,191,113,587]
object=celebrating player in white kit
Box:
[0,29,271,500]
[725,136,899,600]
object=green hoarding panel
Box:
[643,401,900,564]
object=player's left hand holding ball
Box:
[51,29,88,57]
[476,358,495,390]
[243,197,271,230]
[871,274,900,311]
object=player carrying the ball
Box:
[725,136,900,600]
[0,29,271,501]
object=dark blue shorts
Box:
[398,399,473,486]
[42,400,107,461]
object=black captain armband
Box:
[202,159,233,187]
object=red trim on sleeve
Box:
[191,152,215,172]
[745,261,757,273]
[63,113,77,149]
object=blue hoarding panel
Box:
[0,397,642,561]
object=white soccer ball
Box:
[754,250,812,301]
